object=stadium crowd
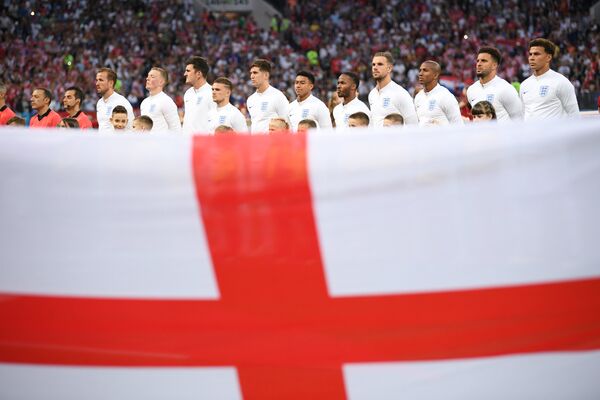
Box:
[0,0,598,119]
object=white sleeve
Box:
[124,100,135,130]
[276,93,290,121]
[500,85,523,120]
[443,92,464,124]
[232,108,249,132]
[558,79,580,117]
[395,91,419,124]
[316,102,333,129]
[163,98,183,133]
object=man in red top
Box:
[29,88,62,128]
[0,83,16,125]
[63,86,92,129]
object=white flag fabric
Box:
[1,119,599,399]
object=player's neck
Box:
[424,81,437,92]
[103,88,115,101]
[256,82,269,93]
[36,105,50,115]
[480,73,496,85]
[193,79,207,90]
[297,93,310,102]
[377,76,392,90]
[343,93,357,105]
[533,65,550,77]
[217,99,229,108]
[67,107,80,117]
[149,87,163,96]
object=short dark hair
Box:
[134,115,153,129]
[35,87,52,103]
[478,46,502,64]
[250,59,272,74]
[186,56,210,78]
[112,105,128,115]
[7,116,26,126]
[529,38,559,58]
[383,113,404,125]
[298,119,317,128]
[213,77,233,91]
[348,111,370,125]
[296,71,315,84]
[97,67,117,87]
[340,71,360,89]
[374,51,394,64]
[66,86,84,104]
[60,117,80,128]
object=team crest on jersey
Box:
[486,94,495,103]
[261,102,268,112]
[428,100,436,111]
[302,109,309,119]
[196,96,203,105]
[539,86,550,97]
[219,115,226,124]
[149,104,156,113]
[383,97,391,108]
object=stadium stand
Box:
[0,0,598,120]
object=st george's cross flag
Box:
[1,118,600,399]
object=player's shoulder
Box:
[184,86,195,97]
[273,86,288,100]
[521,74,536,86]
[466,81,479,94]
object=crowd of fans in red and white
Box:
[0,0,598,115]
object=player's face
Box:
[110,113,128,130]
[372,56,392,80]
[476,53,497,79]
[95,72,111,96]
[62,90,79,111]
[336,74,354,98]
[250,67,268,88]
[146,70,163,92]
[30,89,48,111]
[294,76,313,99]
[212,82,230,104]
[528,46,551,73]
[184,64,201,85]
[418,64,436,86]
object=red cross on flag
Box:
[1,119,600,399]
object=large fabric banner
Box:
[1,120,600,399]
